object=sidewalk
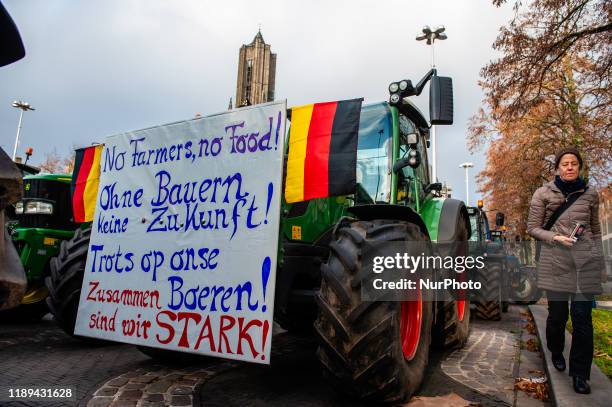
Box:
[440,305,550,406]
[596,301,612,310]
[529,305,612,407]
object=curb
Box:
[528,305,611,407]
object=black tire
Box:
[511,273,542,304]
[473,262,502,321]
[432,298,471,349]
[45,226,91,337]
[315,219,433,403]
[431,214,471,349]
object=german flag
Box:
[72,145,103,223]
[285,98,363,203]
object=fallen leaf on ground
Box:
[405,393,480,407]
[525,320,538,335]
[528,369,544,375]
[515,377,550,401]
[523,338,540,352]
[594,351,612,360]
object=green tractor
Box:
[467,203,510,320]
[491,229,543,305]
[2,172,77,320]
[47,71,472,402]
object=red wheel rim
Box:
[456,270,467,321]
[457,299,466,321]
[456,241,468,322]
[400,288,422,360]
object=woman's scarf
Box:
[554,175,586,196]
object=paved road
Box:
[197,333,507,407]
[0,316,152,406]
[1,306,550,407]
[198,306,549,406]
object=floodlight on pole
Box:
[416,25,446,68]
[459,162,474,206]
[416,25,447,183]
[11,100,35,161]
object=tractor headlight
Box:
[24,200,54,215]
[399,80,409,91]
[390,93,401,105]
[389,82,399,93]
[408,149,421,168]
[15,201,23,214]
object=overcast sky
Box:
[1,0,515,204]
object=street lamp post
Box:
[459,162,474,206]
[416,26,447,183]
[11,100,35,161]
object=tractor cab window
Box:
[469,214,479,241]
[397,114,429,204]
[356,102,393,203]
[18,177,74,230]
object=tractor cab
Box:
[14,174,74,230]
[467,203,491,243]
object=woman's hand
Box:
[553,235,575,247]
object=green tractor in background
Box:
[1,172,77,320]
[468,202,511,320]
[491,226,543,305]
[47,70,473,402]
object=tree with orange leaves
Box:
[469,0,611,236]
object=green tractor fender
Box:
[425,198,471,242]
[417,197,472,244]
[11,228,75,282]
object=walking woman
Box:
[527,147,603,394]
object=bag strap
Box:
[543,188,587,231]
[535,187,587,261]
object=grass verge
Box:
[568,309,612,379]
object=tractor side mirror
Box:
[495,212,505,227]
[429,76,453,125]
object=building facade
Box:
[235,30,276,107]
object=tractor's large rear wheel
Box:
[474,262,502,321]
[45,226,91,337]
[315,219,433,403]
[432,214,471,349]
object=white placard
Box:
[74,101,286,364]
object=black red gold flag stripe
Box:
[71,145,103,223]
[285,98,362,203]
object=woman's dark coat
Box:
[527,181,603,294]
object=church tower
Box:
[235,30,277,107]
